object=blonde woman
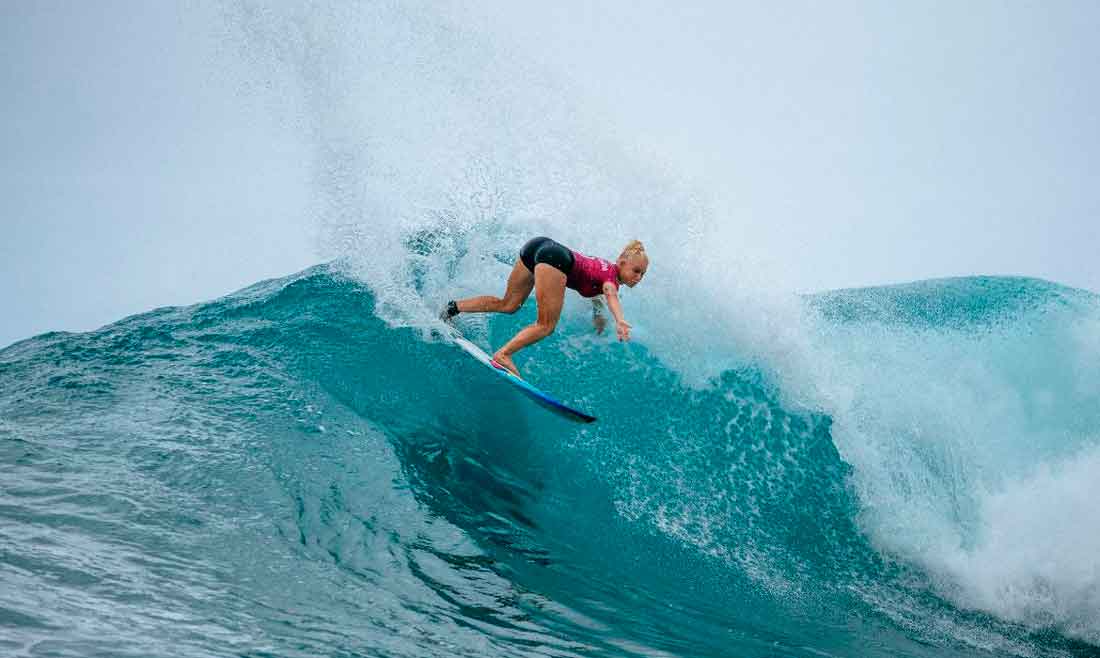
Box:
[443,237,649,377]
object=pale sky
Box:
[475,0,1100,292]
[1,1,315,348]
[2,1,1098,348]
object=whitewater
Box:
[4,1,1100,656]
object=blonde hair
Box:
[619,239,647,261]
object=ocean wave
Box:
[1,266,1097,657]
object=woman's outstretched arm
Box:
[602,283,631,341]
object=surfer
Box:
[442,237,648,377]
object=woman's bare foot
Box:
[491,352,522,378]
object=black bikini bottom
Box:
[519,237,574,276]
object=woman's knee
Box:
[534,319,558,336]
[500,297,523,314]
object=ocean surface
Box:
[2,264,1098,657]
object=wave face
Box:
[2,265,1098,657]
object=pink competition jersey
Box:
[567,251,620,298]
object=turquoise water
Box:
[2,265,1098,657]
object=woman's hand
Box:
[616,320,632,341]
[593,314,607,335]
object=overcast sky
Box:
[2,1,1098,348]
[476,0,1100,292]
[1,1,315,348]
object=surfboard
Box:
[443,326,597,424]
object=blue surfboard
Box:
[445,327,597,424]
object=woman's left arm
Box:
[602,283,631,341]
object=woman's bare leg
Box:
[454,260,534,314]
[492,264,567,377]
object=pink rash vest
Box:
[567,251,620,298]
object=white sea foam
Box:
[940,442,1100,644]
[799,287,1100,644]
